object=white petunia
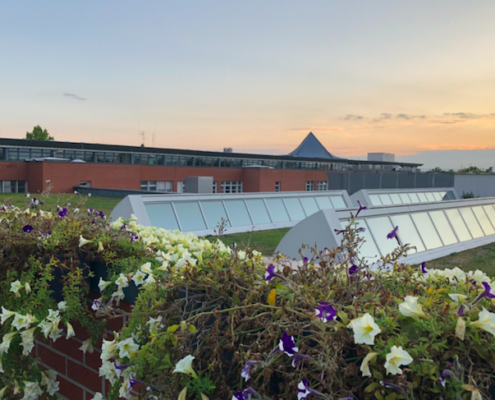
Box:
[360,352,378,377]
[140,262,153,274]
[131,271,147,286]
[398,296,426,319]
[65,322,75,339]
[347,313,382,345]
[98,278,112,292]
[143,274,156,287]
[79,339,94,354]
[449,294,467,303]
[10,280,22,297]
[115,274,129,289]
[22,381,43,400]
[57,301,67,311]
[99,360,117,383]
[0,307,16,324]
[384,345,413,375]
[20,327,37,356]
[79,235,92,247]
[455,318,466,341]
[116,337,139,359]
[0,332,18,356]
[12,314,32,331]
[470,307,495,337]
[173,355,198,378]
[91,393,104,400]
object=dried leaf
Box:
[268,289,277,306]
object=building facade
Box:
[0,136,421,194]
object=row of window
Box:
[0,180,27,193]
[1,147,415,171]
[140,180,241,194]
[306,181,328,191]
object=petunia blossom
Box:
[473,282,495,305]
[387,226,399,240]
[384,346,413,375]
[173,355,198,378]
[439,369,454,387]
[360,352,378,377]
[347,313,381,345]
[470,307,495,337]
[398,296,426,319]
[420,262,428,274]
[278,331,298,357]
[241,360,260,382]
[297,379,326,400]
[315,302,336,323]
[265,264,285,283]
[356,200,368,217]
[23,225,34,233]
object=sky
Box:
[1,1,495,169]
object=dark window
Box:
[42,150,52,157]
[96,153,105,163]
[148,155,156,165]
[84,152,94,162]
[140,155,148,164]
[132,154,141,164]
[17,181,26,193]
[156,155,164,165]
[165,155,178,166]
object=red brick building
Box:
[0,133,421,194]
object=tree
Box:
[25,125,54,141]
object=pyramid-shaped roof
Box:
[288,132,338,159]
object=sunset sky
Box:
[1,1,494,169]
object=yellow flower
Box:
[347,313,381,345]
[360,352,378,377]
[384,345,413,375]
[470,307,495,337]
[398,296,426,319]
[98,242,104,252]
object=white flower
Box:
[347,313,381,345]
[0,332,17,355]
[99,360,117,383]
[398,296,426,319]
[360,352,378,377]
[449,294,467,303]
[384,345,413,375]
[116,337,139,359]
[46,309,60,322]
[98,278,112,292]
[49,318,63,341]
[140,262,153,274]
[91,393,104,400]
[173,355,198,378]
[22,381,43,400]
[115,274,129,289]
[79,235,92,247]
[20,327,37,356]
[10,280,22,297]
[112,288,125,302]
[66,322,75,339]
[12,314,32,331]
[143,274,156,287]
[157,261,169,271]
[0,307,16,324]
[24,282,31,293]
[101,339,118,361]
[45,379,60,396]
[74,208,80,213]
[456,318,466,341]
[98,242,104,252]
[237,251,246,260]
[88,193,92,197]
[79,339,94,354]
[470,307,495,337]
[57,301,67,311]
[132,271,147,286]
[37,320,53,338]
[146,316,163,332]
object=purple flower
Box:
[241,360,260,382]
[25,193,30,198]
[278,331,298,357]
[130,233,139,243]
[1,205,5,211]
[457,304,467,317]
[99,211,106,219]
[297,379,326,399]
[127,373,147,392]
[292,353,312,368]
[420,262,428,274]
[91,299,102,311]
[31,198,39,206]
[356,200,368,217]
[349,265,358,275]
[315,302,336,323]
[233,392,244,400]
[232,242,237,250]
[88,208,94,214]
[439,369,453,387]
[334,229,346,235]
[303,257,309,263]
[232,389,258,400]
[120,224,127,230]
[58,208,68,218]
[473,281,495,305]
[265,264,285,283]
[380,381,402,392]
[387,226,399,240]
[74,190,81,198]
[114,360,134,378]
[23,225,34,233]
[357,227,366,233]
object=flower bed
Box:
[2,194,495,399]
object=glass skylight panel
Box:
[200,201,231,229]
[300,197,319,216]
[266,198,290,222]
[379,194,393,205]
[390,214,425,253]
[283,198,306,221]
[408,193,420,203]
[428,210,458,246]
[410,212,443,250]
[445,209,472,242]
[389,193,403,205]
[315,196,333,210]
[366,216,398,256]
[329,196,346,209]
[425,192,436,202]
[245,199,272,225]
[145,203,179,231]
[432,192,443,201]
[224,200,253,227]
[459,207,484,239]
[399,193,411,204]
[369,195,382,206]
[482,205,495,227]
[472,206,495,236]
[354,219,380,262]
[416,193,428,202]
[174,202,207,232]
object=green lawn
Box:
[207,228,290,256]
[0,193,121,217]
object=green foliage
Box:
[25,125,54,141]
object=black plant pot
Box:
[46,253,90,302]
[123,281,139,304]
[89,260,108,293]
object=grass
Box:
[206,228,290,256]
[0,193,121,217]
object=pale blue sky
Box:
[1,1,495,169]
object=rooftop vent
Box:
[223,147,233,153]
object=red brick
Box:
[51,338,83,362]
[85,350,102,371]
[57,375,84,400]
[70,320,90,341]
[38,345,66,374]
[67,360,102,393]
[106,314,125,332]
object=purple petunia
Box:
[315,302,336,323]
[31,198,39,206]
[349,265,358,275]
[473,281,495,305]
[278,331,298,357]
[114,360,134,378]
[99,211,106,219]
[303,257,309,263]
[456,304,467,317]
[420,262,428,274]
[58,208,68,218]
[292,353,312,368]
[265,264,285,283]
[357,227,366,233]
[130,233,139,243]
[439,369,454,387]
[232,388,258,400]
[91,299,102,311]
[334,228,346,235]
[297,379,326,400]
[380,381,402,392]
[356,200,368,217]
[241,360,260,382]
[127,373,147,392]
[23,225,34,233]
[387,226,399,240]
[120,224,127,230]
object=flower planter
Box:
[90,260,139,304]
[46,253,90,302]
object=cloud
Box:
[342,114,364,121]
[63,93,86,101]
[396,114,410,120]
[380,113,392,119]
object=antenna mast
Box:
[139,131,146,146]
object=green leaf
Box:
[365,382,380,393]
[167,325,180,333]
[374,391,384,400]
[338,311,349,324]
[188,325,198,334]
[372,369,383,380]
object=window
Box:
[157,181,173,192]
[177,181,184,193]
[275,182,281,192]
[221,181,243,193]
[0,181,27,193]
[317,181,327,191]
[79,181,91,188]
[305,181,315,191]
[213,181,218,193]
